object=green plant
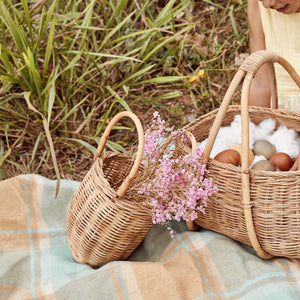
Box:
[0,0,248,181]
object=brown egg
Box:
[214,149,240,166]
[251,160,276,171]
[270,152,293,171]
[230,144,255,165]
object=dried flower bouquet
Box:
[131,112,218,236]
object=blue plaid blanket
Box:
[1,174,300,299]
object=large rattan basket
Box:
[184,50,300,259]
[66,111,153,267]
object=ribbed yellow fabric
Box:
[259,2,300,111]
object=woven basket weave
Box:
[66,111,153,267]
[184,50,300,259]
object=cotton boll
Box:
[214,115,241,147]
[229,115,256,148]
[196,126,236,158]
[197,114,258,158]
[249,122,257,149]
[224,125,241,148]
[204,126,232,158]
[268,125,300,158]
[229,115,243,146]
[210,137,232,158]
[196,115,300,160]
[230,114,242,126]
[254,118,276,141]
[197,138,228,158]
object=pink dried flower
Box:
[139,112,218,236]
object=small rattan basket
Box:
[184,50,300,259]
[66,111,153,267]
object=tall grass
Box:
[0,0,248,181]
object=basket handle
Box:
[95,111,145,198]
[202,51,300,161]
[201,50,300,259]
[157,130,198,158]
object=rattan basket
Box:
[184,50,300,259]
[66,111,153,267]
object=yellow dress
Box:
[259,2,300,112]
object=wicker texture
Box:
[184,50,300,259]
[66,112,152,267]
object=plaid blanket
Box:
[1,174,300,299]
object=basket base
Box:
[186,221,201,231]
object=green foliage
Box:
[0,0,248,180]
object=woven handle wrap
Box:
[200,50,300,259]
[95,111,145,198]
